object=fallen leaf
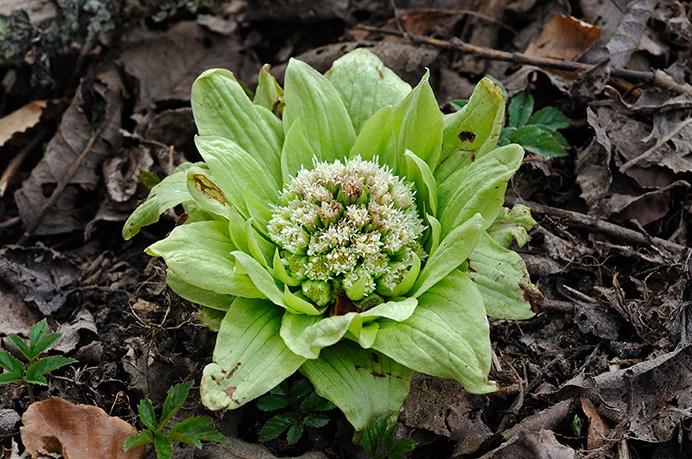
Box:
[394,9,463,36]
[525,14,601,63]
[0,245,79,316]
[580,396,611,450]
[120,21,251,114]
[479,429,576,459]
[20,397,145,459]
[14,65,125,235]
[401,374,492,456]
[0,100,47,148]
[563,346,692,443]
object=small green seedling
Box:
[452,88,571,158]
[0,319,77,402]
[258,377,335,445]
[363,414,416,459]
[124,381,228,458]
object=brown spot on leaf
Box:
[224,386,237,398]
[458,131,476,143]
[192,173,228,206]
[176,213,189,226]
[333,294,360,316]
[371,352,380,364]
[220,362,240,380]
[375,66,384,79]
[371,371,386,378]
[519,283,544,312]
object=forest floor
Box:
[1,0,691,458]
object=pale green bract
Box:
[122,48,543,432]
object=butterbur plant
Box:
[123,48,543,433]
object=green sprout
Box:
[257,376,335,445]
[124,381,228,458]
[123,48,542,434]
[363,414,416,459]
[452,88,571,158]
[0,319,77,403]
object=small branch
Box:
[507,197,688,255]
[355,25,692,96]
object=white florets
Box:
[268,156,424,305]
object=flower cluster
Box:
[268,157,424,306]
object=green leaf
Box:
[508,92,534,128]
[25,356,76,384]
[137,170,161,190]
[200,298,306,410]
[0,351,24,376]
[286,421,304,445]
[390,71,443,174]
[410,213,484,298]
[326,48,411,133]
[437,77,506,184]
[449,99,467,111]
[260,413,300,442]
[280,298,418,359]
[301,392,335,413]
[165,269,235,312]
[231,251,320,315]
[254,64,284,116]
[289,377,313,401]
[28,319,49,357]
[169,416,228,447]
[300,340,414,431]
[161,381,193,428]
[124,430,154,451]
[304,413,330,428]
[348,106,395,164]
[467,232,539,319]
[437,144,524,237]
[486,205,536,248]
[281,118,317,183]
[404,149,437,218]
[0,372,23,384]
[508,125,568,158]
[194,136,279,218]
[147,221,263,299]
[373,269,496,394]
[137,398,158,431]
[257,394,292,411]
[528,106,571,130]
[185,166,235,221]
[154,432,173,459]
[192,68,282,185]
[29,334,62,361]
[122,163,197,240]
[283,58,357,165]
[6,335,31,361]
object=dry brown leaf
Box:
[580,396,610,450]
[0,100,47,148]
[525,14,601,63]
[20,397,145,459]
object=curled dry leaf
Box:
[20,397,145,459]
[0,100,47,148]
[524,14,601,63]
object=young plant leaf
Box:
[6,335,31,361]
[528,106,571,129]
[0,350,25,376]
[25,356,77,385]
[303,413,330,428]
[154,432,173,459]
[123,430,154,451]
[260,412,300,442]
[508,91,534,128]
[286,421,304,445]
[137,399,158,431]
[160,381,193,427]
[257,394,292,411]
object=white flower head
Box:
[268,156,425,305]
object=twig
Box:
[506,197,688,254]
[355,25,692,96]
